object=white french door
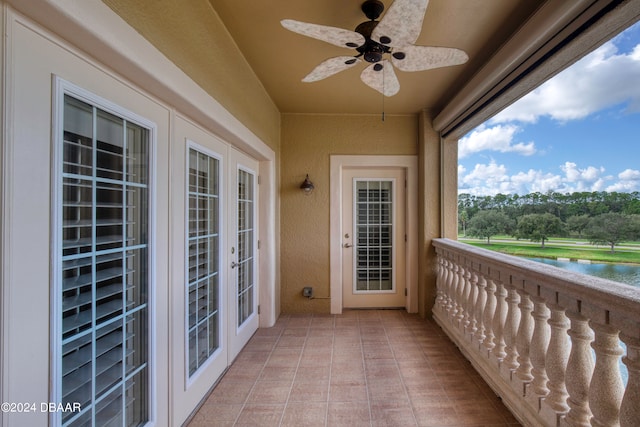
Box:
[228,148,259,360]
[342,168,406,308]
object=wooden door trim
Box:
[329,155,418,314]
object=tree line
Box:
[458,191,640,252]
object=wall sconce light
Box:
[300,174,315,195]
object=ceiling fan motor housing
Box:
[354,20,391,64]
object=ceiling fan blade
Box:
[371,0,428,47]
[391,45,468,72]
[360,61,400,97]
[281,19,365,49]
[302,56,362,82]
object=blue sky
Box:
[458,21,640,196]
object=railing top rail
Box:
[433,238,640,332]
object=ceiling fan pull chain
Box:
[381,64,385,121]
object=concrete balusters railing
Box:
[433,238,640,427]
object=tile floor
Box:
[187,310,521,427]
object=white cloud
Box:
[458,124,536,158]
[606,169,640,192]
[560,162,606,184]
[619,169,640,180]
[458,161,640,196]
[491,39,640,124]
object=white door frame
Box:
[330,155,418,314]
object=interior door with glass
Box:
[228,148,259,360]
[342,168,406,308]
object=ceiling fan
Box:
[281,0,468,97]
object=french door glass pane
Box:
[237,170,254,327]
[355,180,393,292]
[59,94,149,426]
[187,148,220,377]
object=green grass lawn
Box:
[460,239,640,264]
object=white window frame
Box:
[234,163,258,334]
[184,140,224,384]
[51,77,157,427]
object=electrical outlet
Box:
[302,287,313,298]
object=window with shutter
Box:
[55,90,151,427]
[187,146,221,377]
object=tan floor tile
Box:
[246,380,292,404]
[371,400,418,427]
[234,350,271,365]
[235,403,285,426]
[223,363,264,381]
[281,327,309,337]
[289,380,330,402]
[413,404,466,427]
[188,403,242,427]
[299,350,333,367]
[281,401,327,427]
[276,335,307,348]
[188,312,522,427]
[207,381,255,404]
[294,365,331,381]
[329,381,368,402]
[367,378,407,401]
[310,317,334,329]
[327,401,371,426]
[331,364,366,383]
[306,336,334,349]
[259,365,297,381]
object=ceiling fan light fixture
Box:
[365,51,383,63]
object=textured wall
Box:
[102,0,281,151]
[280,114,418,313]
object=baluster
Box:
[492,278,508,361]
[462,267,473,334]
[444,258,455,316]
[449,263,460,324]
[565,310,594,427]
[483,276,497,356]
[435,256,446,314]
[455,265,468,329]
[589,322,624,427]
[503,283,521,373]
[475,274,488,349]
[620,334,640,427]
[543,302,570,421]
[530,295,551,405]
[442,257,452,313]
[468,271,480,341]
[515,291,534,387]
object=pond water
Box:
[527,257,640,288]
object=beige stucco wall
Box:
[280,114,419,313]
[102,0,281,152]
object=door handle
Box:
[343,243,353,248]
[231,261,239,269]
